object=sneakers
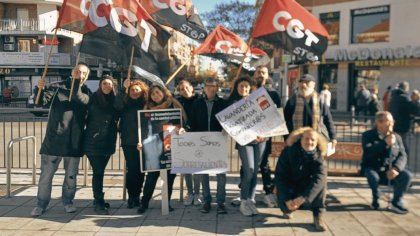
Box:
[391,203,409,214]
[31,207,45,216]
[371,200,380,210]
[193,195,202,206]
[200,202,211,213]
[127,198,140,209]
[137,202,149,214]
[313,215,327,232]
[247,199,258,215]
[184,194,194,206]
[217,203,227,214]
[240,200,253,216]
[64,204,77,213]
[263,193,278,208]
[231,196,241,206]
[94,203,109,215]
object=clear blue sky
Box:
[194,0,256,13]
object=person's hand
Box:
[123,78,131,90]
[292,196,305,209]
[136,143,143,151]
[176,127,186,135]
[385,133,396,147]
[255,136,267,143]
[37,79,46,89]
[286,200,295,211]
[331,139,338,148]
[387,168,399,180]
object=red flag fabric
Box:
[139,0,207,41]
[251,0,329,62]
[57,0,171,79]
[194,25,268,71]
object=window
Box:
[351,5,390,44]
[320,12,340,45]
[318,64,338,109]
[17,40,30,52]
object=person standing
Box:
[389,82,416,153]
[114,79,149,211]
[355,84,371,121]
[31,63,91,216]
[176,79,201,206]
[190,77,229,214]
[382,86,392,111]
[83,75,119,215]
[319,84,331,107]
[228,77,265,216]
[361,111,412,214]
[275,128,328,231]
[137,84,186,213]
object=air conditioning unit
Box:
[4,43,15,51]
[4,36,15,43]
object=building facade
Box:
[304,0,420,111]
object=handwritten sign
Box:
[216,87,287,145]
[170,132,228,174]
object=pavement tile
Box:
[22,217,68,231]
[137,219,179,234]
[350,211,410,235]
[0,205,16,216]
[8,230,55,236]
[52,231,95,236]
[99,214,144,233]
[217,220,254,235]
[178,220,216,234]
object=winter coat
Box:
[274,127,327,203]
[176,94,199,131]
[83,92,119,156]
[38,78,91,157]
[361,129,407,174]
[389,89,416,133]
[189,95,228,132]
[114,92,146,146]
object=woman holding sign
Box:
[137,84,186,213]
[228,77,266,216]
[114,79,149,211]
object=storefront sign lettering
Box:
[0,68,11,75]
[334,46,420,61]
[354,59,410,67]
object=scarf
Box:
[292,92,320,131]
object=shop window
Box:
[18,40,31,52]
[320,12,340,45]
[318,64,338,110]
[355,69,380,95]
[351,5,390,44]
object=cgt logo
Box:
[273,11,320,61]
[215,40,249,57]
[152,0,186,16]
[80,0,155,52]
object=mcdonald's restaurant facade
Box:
[304,0,420,111]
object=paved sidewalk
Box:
[0,173,419,235]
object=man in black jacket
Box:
[361,111,412,214]
[189,77,229,214]
[31,63,91,216]
[275,127,328,232]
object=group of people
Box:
[29,62,413,232]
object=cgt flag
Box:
[140,0,207,41]
[250,0,329,62]
[57,0,171,79]
[194,25,269,71]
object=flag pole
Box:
[233,38,253,81]
[165,57,190,86]
[35,29,58,106]
[125,46,135,94]
[68,52,81,102]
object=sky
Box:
[194,0,256,14]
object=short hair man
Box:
[31,63,91,216]
[361,111,412,214]
[275,127,328,231]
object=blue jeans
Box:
[201,173,226,204]
[237,144,263,200]
[364,168,412,206]
[185,174,201,195]
[36,155,80,209]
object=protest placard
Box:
[171,132,228,174]
[138,109,182,172]
[216,87,287,145]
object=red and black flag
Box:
[57,0,172,80]
[140,0,207,41]
[251,0,329,62]
[194,25,268,71]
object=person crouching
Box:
[275,127,328,232]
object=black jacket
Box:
[189,95,228,132]
[176,94,199,130]
[284,93,336,140]
[114,92,146,146]
[389,89,416,133]
[361,129,407,174]
[275,137,327,203]
[37,78,91,157]
[83,92,119,156]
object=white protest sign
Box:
[216,87,286,145]
[170,132,228,174]
[260,108,289,138]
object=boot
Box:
[94,193,109,215]
[313,214,326,232]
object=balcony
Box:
[0,19,80,38]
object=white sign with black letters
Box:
[170,132,228,174]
